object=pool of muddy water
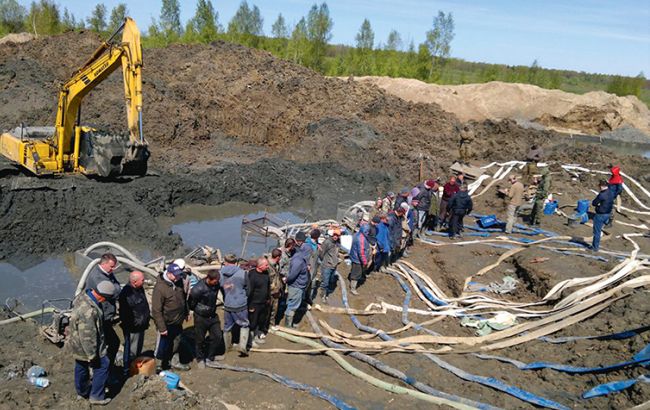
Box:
[0,202,307,312]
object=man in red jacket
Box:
[439,175,460,228]
[607,164,624,227]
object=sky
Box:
[23,0,650,76]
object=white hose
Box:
[83,241,146,266]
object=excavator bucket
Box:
[79,132,149,177]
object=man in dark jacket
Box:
[188,269,223,367]
[393,187,410,211]
[414,179,435,236]
[220,253,249,356]
[388,206,406,262]
[349,224,371,295]
[84,253,121,366]
[284,231,310,328]
[448,184,473,239]
[591,180,614,251]
[439,176,459,228]
[318,228,341,303]
[118,271,150,378]
[152,263,189,371]
[246,257,271,351]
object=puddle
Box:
[559,135,650,159]
[1,202,310,312]
[0,257,77,312]
[160,202,308,258]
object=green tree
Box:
[61,7,76,31]
[385,29,402,51]
[87,3,107,33]
[108,3,127,33]
[26,0,60,35]
[190,0,220,42]
[287,16,308,64]
[607,72,645,97]
[228,1,263,36]
[160,0,182,38]
[0,0,26,34]
[355,18,373,50]
[271,13,287,38]
[305,2,333,71]
[424,10,454,80]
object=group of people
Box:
[66,158,625,404]
[68,251,283,404]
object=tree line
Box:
[1,0,647,102]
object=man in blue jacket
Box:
[349,224,371,295]
[374,214,391,272]
[220,254,250,356]
[284,231,310,328]
[591,180,614,251]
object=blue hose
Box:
[205,361,356,409]
[339,272,570,410]
[540,325,650,344]
[583,374,650,399]
[474,343,650,373]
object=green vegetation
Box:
[1,0,648,105]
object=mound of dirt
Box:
[349,77,650,137]
[0,31,573,181]
[0,32,34,45]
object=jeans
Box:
[505,204,519,234]
[224,309,249,331]
[417,210,428,231]
[155,323,183,365]
[592,213,609,251]
[75,356,110,400]
[320,267,337,295]
[122,329,144,376]
[194,315,223,361]
[285,286,304,317]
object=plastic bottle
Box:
[28,377,50,388]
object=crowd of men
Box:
[68,160,624,404]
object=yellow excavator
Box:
[0,17,149,177]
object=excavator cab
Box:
[0,17,149,177]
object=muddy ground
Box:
[0,31,649,409]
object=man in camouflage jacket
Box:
[68,281,118,405]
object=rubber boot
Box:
[223,331,232,352]
[350,280,359,296]
[284,313,294,328]
[171,353,190,371]
[239,328,250,357]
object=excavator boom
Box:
[0,17,149,177]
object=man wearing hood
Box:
[349,224,371,295]
[448,184,473,239]
[284,232,311,328]
[220,254,250,356]
[152,263,190,371]
[413,179,435,237]
[607,165,624,227]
